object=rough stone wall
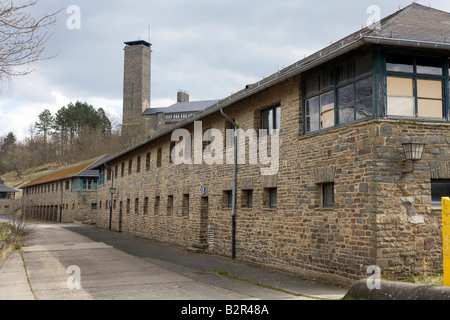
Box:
[22,179,97,223]
[96,75,448,286]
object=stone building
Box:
[94,4,450,286]
[0,179,18,215]
[122,40,218,134]
[20,156,108,223]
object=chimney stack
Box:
[177,90,189,103]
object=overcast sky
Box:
[0,0,449,140]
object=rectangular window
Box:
[154,196,160,215]
[387,77,415,117]
[157,148,162,167]
[242,190,253,209]
[304,52,373,133]
[261,105,281,136]
[170,142,176,164]
[137,156,141,173]
[121,162,125,177]
[135,198,139,214]
[224,190,233,209]
[182,194,190,216]
[143,197,148,215]
[167,195,174,215]
[128,159,133,175]
[323,183,335,208]
[146,152,151,171]
[126,199,130,214]
[417,79,444,119]
[431,180,450,205]
[269,188,277,209]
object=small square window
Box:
[431,180,450,205]
[323,183,335,208]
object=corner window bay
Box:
[385,53,447,120]
[304,52,374,133]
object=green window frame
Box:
[303,51,374,134]
[384,51,449,121]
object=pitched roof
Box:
[142,99,220,116]
[94,3,450,168]
[0,183,17,194]
[20,155,109,189]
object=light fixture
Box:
[402,142,426,174]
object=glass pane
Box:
[306,75,319,97]
[416,56,442,75]
[338,84,354,124]
[261,109,271,134]
[275,106,281,131]
[320,91,335,129]
[270,188,277,209]
[355,77,373,119]
[320,70,334,90]
[417,79,442,99]
[356,53,373,77]
[418,99,443,118]
[337,61,355,83]
[386,53,413,73]
[387,97,415,117]
[387,77,414,97]
[323,183,334,207]
[431,180,450,202]
[306,97,320,132]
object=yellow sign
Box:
[443,197,450,287]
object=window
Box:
[225,120,236,147]
[385,53,445,120]
[126,199,130,214]
[264,188,277,209]
[261,105,281,136]
[167,195,174,215]
[146,152,151,171]
[154,196,160,215]
[135,198,139,214]
[121,162,125,177]
[137,156,141,173]
[157,148,162,167]
[182,194,190,216]
[224,190,233,209]
[323,183,335,208]
[91,203,97,210]
[170,142,176,164]
[431,180,450,206]
[242,190,253,209]
[128,159,133,175]
[304,52,373,133]
[143,197,148,215]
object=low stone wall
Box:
[344,280,450,300]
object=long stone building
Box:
[20,156,108,223]
[92,3,450,286]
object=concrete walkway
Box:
[0,221,348,301]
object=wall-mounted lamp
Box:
[402,142,426,174]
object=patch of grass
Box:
[0,223,12,242]
[402,274,444,286]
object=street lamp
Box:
[402,142,426,174]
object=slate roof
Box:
[20,155,109,189]
[94,3,450,168]
[0,183,17,194]
[142,100,220,116]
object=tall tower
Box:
[122,40,151,130]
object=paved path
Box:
[0,220,348,302]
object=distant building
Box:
[0,179,18,215]
[20,156,108,223]
[122,40,218,134]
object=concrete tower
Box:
[122,40,151,129]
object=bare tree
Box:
[0,0,60,79]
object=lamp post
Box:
[109,168,116,230]
[402,142,426,174]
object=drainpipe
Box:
[220,108,239,259]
